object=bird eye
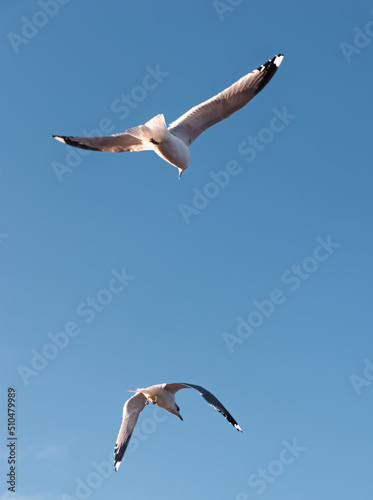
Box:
[176,405,180,411]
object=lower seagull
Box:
[114,382,242,470]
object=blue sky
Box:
[1,0,373,499]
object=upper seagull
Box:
[113,382,242,471]
[53,54,284,178]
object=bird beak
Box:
[178,414,183,421]
[178,169,183,179]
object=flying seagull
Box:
[114,382,242,471]
[53,54,284,178]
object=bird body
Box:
[153,132,191,173]
[129,115,191,173]
[114,382,242,471]
[133,383,181,416]
[53,54,284,178]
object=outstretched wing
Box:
[168,54,284,146]
[114,392,147,471]
[164,383,242,432]
[53,131,150,153]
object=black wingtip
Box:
[52,135,101,151]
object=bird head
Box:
[171,404,183,421]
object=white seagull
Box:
[53,54,284,178]
[114,382,242,471]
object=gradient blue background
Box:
[1,1,373,499]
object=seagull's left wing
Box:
[165,383,242,432]
[168,54,284,146]
[114,392,147,471]
[53,132,150,153]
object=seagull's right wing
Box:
[168,54,284,146]
[165,383,242,432]
[52,131,150,153]
[114,392,147,471]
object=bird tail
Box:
[126,114,167,144]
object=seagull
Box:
[53,54,284,178]
[114,382,242,471]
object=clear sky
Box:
[1,1,373,499]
